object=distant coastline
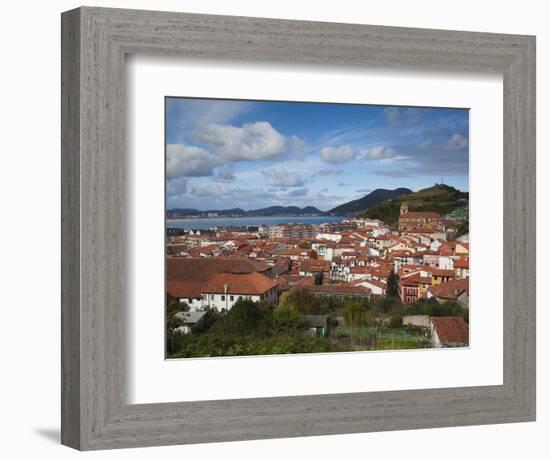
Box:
[166,215,345,231]
[167,212,326,220]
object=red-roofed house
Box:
[400,273,432,303]
[430,317,469,348]
[166,257,273,309]
[303,284,372,300]
[453,257,470,279]
[298,259,331,277]
[398,202,442,232]
[350,278,387,296]
[427,278,469,307]
[202,272,278,310]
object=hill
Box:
[167,206,325,218]
[358,184,469,225]
[329,188,412,215]
[246,206,324,216]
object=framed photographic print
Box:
[163,97,471,359]
[61,6,536,450]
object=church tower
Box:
[400,202,409,216]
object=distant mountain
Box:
[329,188,412,215]
[246,206,324,216]
[167,206,325,218]
[167,208,204,217]
[167,208,245,217]
[358,184,469,225]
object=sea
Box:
[166,215,345,231]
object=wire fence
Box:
[333,326,431,350]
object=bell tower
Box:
[400,202,409,216]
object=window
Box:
[230,295,234,301]
[210,295,214,300]
[221,295,225,301]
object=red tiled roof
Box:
[431,317,469,345]
[166,257,271,298]
[304,284,372,296]
[166,281,204,299]
[277,248,311,256]
[401,211,441,218]
[401,273,432,286]
[428,278,469,299]
[402,227,443,234]
[166,257,269,283]
[203,272,277,295]
[389,250,416,257]
[299,259,331,272]
[454,257,470,269]
[350,278,387,290]
[429,268,455,277]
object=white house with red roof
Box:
[430,317,469,348]
[453,257,470,279]
[201,272,278,310]
[350,278,387,296]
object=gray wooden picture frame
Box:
[61,6,536,451]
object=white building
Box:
[349,278,387,296]
[173,311,207,334]
[316,232,342,243]
[201,272,278,311]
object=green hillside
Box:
[329,187,411,215]
[358,184,469,226]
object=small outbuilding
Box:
[430,316,469,348]
[303,315,330,337]
[173,311,207,334]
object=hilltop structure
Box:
[398,202,443,232]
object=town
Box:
[166,198,470,358]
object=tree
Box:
[221,298,272,337]
[314,272,324,285]
[386,271,400,298]
[165,310,186,356]
[192,308,221,334]
[389,314,403,328]
[273,302,305,335]
[166,296,189,315]
[278,288,321,314]
[343,302,367,328]
[343,302,367,345]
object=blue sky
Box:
[166,97,469,211]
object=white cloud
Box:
[168,99,251,129]
[166,177,188,195]
[447,133,468,150]
[191,121,287,161]
[188,182,229,197]
[364,145,397,160]
[288,135,308,159]
[261,168,304,187]
[213,166,236,182]
[315,169,344,177]
[383,107,421,127]
[319,145,356,164]
[287,187,309,197]
[166,144,220,179]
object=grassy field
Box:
[334,326,429,350]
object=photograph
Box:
[164,97,470,358]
